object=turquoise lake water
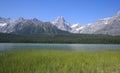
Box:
[0,43,120,52]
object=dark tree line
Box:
[0,33,120,44]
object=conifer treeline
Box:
[0,33,120,44]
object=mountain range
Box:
[0,11,120,35]
[0,17,68,35]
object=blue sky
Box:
[0,0,120,24]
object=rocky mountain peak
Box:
[0,11,120,35]
[55,16,65,23]
[51,16,72,31]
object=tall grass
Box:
[0,50,120,73]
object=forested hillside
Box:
[0,33,120,44]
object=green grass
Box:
[0,50,120,73]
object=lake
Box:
[0,43,120,52]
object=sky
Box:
[0,0,120,24]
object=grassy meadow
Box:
[0,50,120,73]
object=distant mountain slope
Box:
[0,11,120,35]
[51,16,84,33]
[93,12,120,35]
[51,11,120,35]
[80,18,110,34]
[0,17,69,35]
[80,11,120,35]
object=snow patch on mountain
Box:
[71,24,79,28]
[76,26,85,31]
[0,11,120,35]
[0,23,7,27]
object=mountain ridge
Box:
[0,17,70,35]
[0,11,120,35]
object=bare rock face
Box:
[52,16,72,31]
[51,16,84,33]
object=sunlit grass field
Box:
[0,50,120,73]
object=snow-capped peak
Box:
[51,16,72,31]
